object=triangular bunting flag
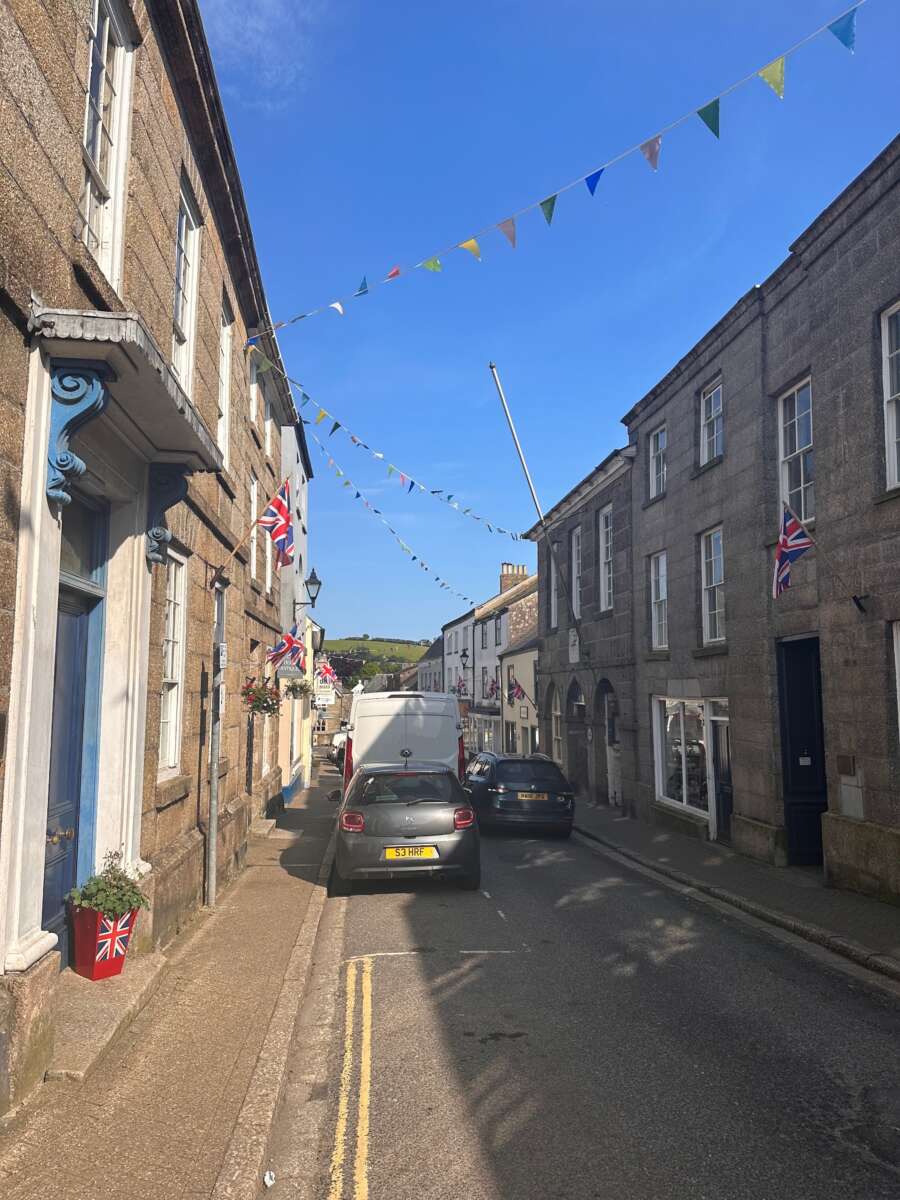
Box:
[459,238,481,261]
[399,474,407,487]
[355,276,368,296]
[300,392,310,406]
[386,266,401,280]
[697,98,720,138]
[329,421,341,436]
[640,135,662,171]
[828,10,856,52]
[343,480,351,488]
[421,257,442,272]
[329,301,345,316]
[315,409,327,425]
[498,217,516,248]
[758,57,785,99]
[387,465,395,477]
[539,195,557,225]
[355,491,360,499]
[584,169,604,196]
[408,480,415,494]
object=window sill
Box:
[693,643,728,657]
[691,454,723,479]
[155,771,191,811]
[217,465,238,499]
[873,485,900,506]
[250,579,263,596]
[250,424,262,450]
[595,606,614,621]
[652,797,710,831]
[645,649,670,660]
[643,491,666,510]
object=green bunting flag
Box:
[758,57,785,99]
[539,195,557,226]
[387,465,396,477]
[697,98,720,138]
[422,257,442,272]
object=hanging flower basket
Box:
[284,678,313,700]
[240,677,282,715]
[66,851,149,981]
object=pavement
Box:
[573,802,900,981]
[266,825,900,1200]
[0,760,339,1200]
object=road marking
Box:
[496,909,507,921]
[327,959,357,1200]
[344,950,422,963]
[481,890,492,899]
[459,949,520,955]
[354,957,373,1200]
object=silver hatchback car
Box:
[330,763,480,894]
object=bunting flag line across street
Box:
[251,344,522,541]
[310,431,475,607]
[246,4,861,339]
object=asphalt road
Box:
[267,822,900,1200]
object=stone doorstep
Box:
[44,951,168,1083]
[249,817,276,837]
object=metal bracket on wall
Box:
[47,359,114,505]
[146,463,191,566]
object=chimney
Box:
[500,563,528,593]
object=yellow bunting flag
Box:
[459,238,481,261]
[315,409,327,424]
[758,57,785,99]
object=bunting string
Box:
[250,345,522,539]
[310,432,476,607]
[248,3,861,340]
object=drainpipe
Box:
[206,581,227,907]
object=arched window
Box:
[566,679,586,722]
[548,684,562,763]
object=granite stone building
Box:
[529,135,900,905]
[0,0,304,1112]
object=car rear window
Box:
[352,772,464,805]
[496,761,570,789]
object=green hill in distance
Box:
[323,637,430,663]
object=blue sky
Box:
[202,0,898,640]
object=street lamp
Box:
[459,647,469,696]
[304,568,322,608]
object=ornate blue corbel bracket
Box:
[47,360,113,505]
[146,463,191,566]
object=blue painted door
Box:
[43,591,91,963]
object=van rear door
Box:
[403,695,458,771]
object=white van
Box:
[343,692,464,788]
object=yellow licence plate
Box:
[519,792,548,801]
[385,846,439,860]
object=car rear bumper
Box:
[335,830,480,880]
[478,808,574,831]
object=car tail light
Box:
[457,735,466,781]
[453,806,476,830]
[340,810,365,833]
[343,736,353,788]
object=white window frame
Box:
[881,301,900,490]
[551,686,562,763]
[649,425,667,498]
[701,526,725,644]
[599,506,613,612]
[481,667,488,700]
[80,0,133,289]
[218,298,233,468]
[550,547,558,630]
[159,550,187,773]
[651,551,667,649]
[570,526,582,619]
[779,378,814,522]
[652,696,723,838]
[249,359,259,425]
[700,379,723,465]
[172,182,202,394]
[495,615,502,646]
[265,512,273,593]
[249,472,258,580]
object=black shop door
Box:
[777,638,827,865]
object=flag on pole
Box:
[772,506,814,597]
[316,661,338,683]
[267,624,304,669]
[258,481,295,567]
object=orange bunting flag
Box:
[459,238,481,261]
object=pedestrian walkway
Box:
[0,766,339,1200]
[574,802,900,982]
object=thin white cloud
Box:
[200,0,326,110]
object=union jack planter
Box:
[70,906,140,981]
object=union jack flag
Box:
[258,481,295,567]
[773,507,815,598]
[316,661,337,683]
[267,624,305,670]
[507,679,526,704]
[95,911,135,962]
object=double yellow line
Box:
[328,956,373,1200]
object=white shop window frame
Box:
[881,300,900,490]
[652,695,726,841]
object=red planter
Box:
[70,905,140,981]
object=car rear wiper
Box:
[405,798,444,806]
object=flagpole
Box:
[782,502,866,613]
[209,475,291,589]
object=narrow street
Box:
[268,811,900,1200]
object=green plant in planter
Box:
[66,850,150,919]
[240,677,282,716]
[284,678,313,699]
